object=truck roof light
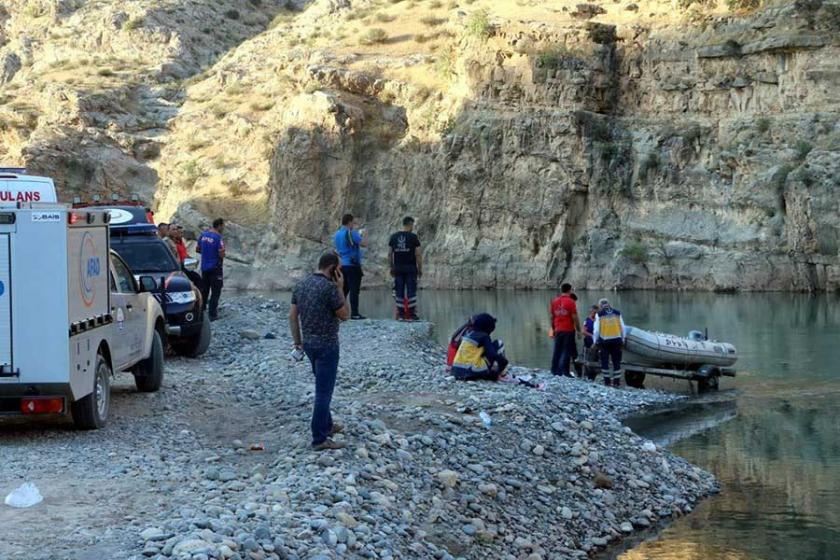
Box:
[69,212,81,225]
[111,193,119,201]
[73,196,82,204]
[130,193,139,201]
[92,194,101,202]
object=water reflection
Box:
[353,288,840,560]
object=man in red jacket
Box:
[550,282,581,377]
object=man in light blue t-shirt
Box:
[333,213,368,319]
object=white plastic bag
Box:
[4,482,43,508]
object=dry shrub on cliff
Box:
[124,17,145,31]
[421,15,446,26]
[375,13,397,22]
[360,28,389,45]
[726,0,762,11]
[571,3,606,19]
[179,161,203,191]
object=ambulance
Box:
[0,169,165,429]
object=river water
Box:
[347,288,840,560]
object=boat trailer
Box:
[575,356,736,392]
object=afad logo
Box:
[80,232,101,307]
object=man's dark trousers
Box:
[304,343,340,445]
[551,331,576,376]
[201,267,223,319]
[599,338,623,383]
[342,265,362,316]
[394,270,418,317]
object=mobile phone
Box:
[290,347,305,362]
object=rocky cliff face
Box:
[2,0,839,291]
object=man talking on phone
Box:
[289,251,351,451]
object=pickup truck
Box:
[0,171,166,429]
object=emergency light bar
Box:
[110,223,158,235]
[0,167,26,174]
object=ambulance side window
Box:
[112,257,137,294]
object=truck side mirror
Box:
[183,257,198,271]
[139,276,157,292]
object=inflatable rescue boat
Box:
[623,326,738,369]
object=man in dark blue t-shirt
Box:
[388,216,422,320]
[196,218,225,321]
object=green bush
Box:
[360,28,389,45]
[375,13,396,22]
[638,151,660,180]
[224,9,240,19]
[771,164,793,191]
[794,140,813,161]
[621,242,648,264]
[466,9,491,39]
[756,117,771,134]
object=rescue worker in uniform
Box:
[451,313,509,381]
[593,298,626,387]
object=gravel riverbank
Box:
[0,295,717,560]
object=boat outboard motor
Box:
[688,330,707,341]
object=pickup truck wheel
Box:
[173,314,211,358]
[134,330,164,392]
[71,354,111,430]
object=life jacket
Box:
[597,308,623,340]
[446,320,472,368]
[451,332,489,375]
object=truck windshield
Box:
[112,240,178,273]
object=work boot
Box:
[329,422,344,436]
[312,439,345,452]
[409,312,420,322]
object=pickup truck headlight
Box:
[168,291,197,305]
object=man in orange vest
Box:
[593,298,626,387]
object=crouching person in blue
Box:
[451,313,509,381]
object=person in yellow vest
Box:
[593,298,626,387]
[451,313,509,381]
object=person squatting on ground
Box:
[593,298,626,387]
[197,218,225,321]
[289,251,351,451]
[450,313,509,381]
[389,216,423,321]
[550,283,581,377]
[334,213,368,320]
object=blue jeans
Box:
[304,343,340,445]
[551,331,576,376]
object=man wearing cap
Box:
[593,298,626,387]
